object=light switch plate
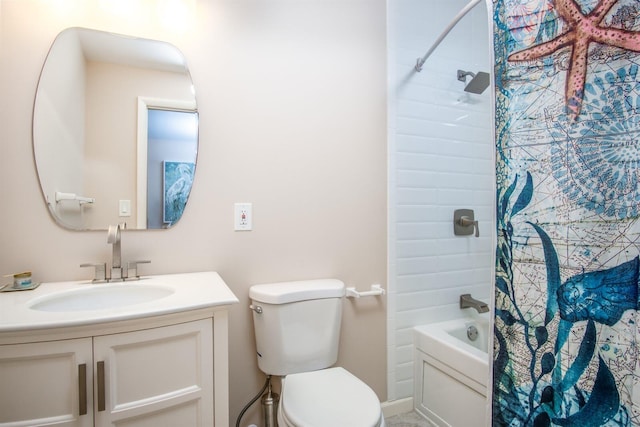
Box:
[119,200,131,217]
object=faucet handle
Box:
[465,217,479,237]
[458,216,479,237]
[80,263,107,283]
[453,209,479,237]
[125,260,151,281]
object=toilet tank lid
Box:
[249,279,345,304]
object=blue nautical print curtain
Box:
[493,0,640,425]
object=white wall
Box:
[0,1,387,425]
[387,0,494,400]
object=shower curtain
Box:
[492,0,640,425]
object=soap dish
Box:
[0,282,41,292]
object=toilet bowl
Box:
[249,279,385,427]
[278,367,385,427]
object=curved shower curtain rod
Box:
[415,0,482,72]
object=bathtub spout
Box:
[460,294,489,313]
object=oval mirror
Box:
[33,27,198,230]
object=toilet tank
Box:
[249,279,345,376]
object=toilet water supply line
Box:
[235,375,271,427]
[414,0,483,72]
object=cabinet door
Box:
[0,338,93,427]
[93,319,213,427]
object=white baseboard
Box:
[381,397,414,418]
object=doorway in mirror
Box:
[145,108,198,229]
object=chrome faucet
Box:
[460,294,489,313]
[81,224,150,282]
[107,224,123,280]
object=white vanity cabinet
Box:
[0,316,222,427]
[0,272,237,427]
[0,337,93,427]
[94,319,213,426]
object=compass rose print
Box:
[508,0,640,120]
[547,64,640,219]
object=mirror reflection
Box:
[33,27,198,230]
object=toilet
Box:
[249,279,385,427]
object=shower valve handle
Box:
[458,216,479,237]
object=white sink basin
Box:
[29,284,174,312]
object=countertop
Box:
[0,271,239,333]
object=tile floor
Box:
[385,411,430,427]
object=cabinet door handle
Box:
[78,364,87,416]
[97,361,106,412]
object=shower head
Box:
[457,70,490,94]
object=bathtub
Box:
[413,316,490,426]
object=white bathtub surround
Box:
[387,0,495,401]
[413,314,490,426]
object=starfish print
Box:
[508,0,640,120]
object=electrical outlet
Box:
[234,203,252,231]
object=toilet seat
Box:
[279,367,384,427]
